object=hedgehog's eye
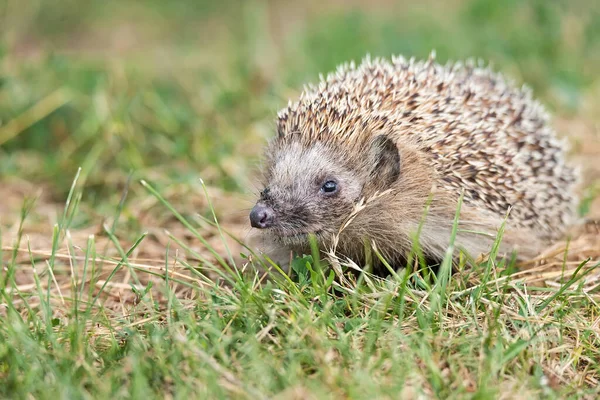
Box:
[320,180,338,195]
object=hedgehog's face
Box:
[250,135,401,249]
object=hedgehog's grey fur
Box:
[250,53,580,271]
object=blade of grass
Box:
[535,258,598,313]
[0,88,72,146]
[140,179,238,279]
[198,178,236,270]
[88,232,148,311]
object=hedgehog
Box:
[248,53,580,273]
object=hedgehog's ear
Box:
[368,135,401,187]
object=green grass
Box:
[1,172,599,398]
[1,0,600,398]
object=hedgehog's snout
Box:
[250,202,275,229]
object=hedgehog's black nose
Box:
[250,204,274,229]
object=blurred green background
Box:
[1,0,599,215]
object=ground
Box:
[1,0,600,398]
